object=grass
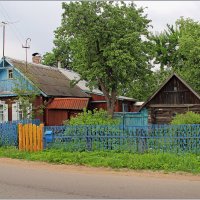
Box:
[0,147,200,174]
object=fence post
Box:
[29,123,33,152]
[18,124,23,150]
[25,124,29,151]
[33,124,37,152]
[40,124,44,150]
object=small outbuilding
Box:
[140,73,200,124]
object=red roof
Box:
[47,98,89,110]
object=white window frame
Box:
[0,101,8,122]
[8,68,13,79]
[12,101,32,120]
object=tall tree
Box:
[151,17,200,93]
[49,1,152,116]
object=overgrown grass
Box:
[0,147,200,174]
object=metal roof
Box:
[47,98,89,110]
[6,57,90,98]
[59,68,136,102]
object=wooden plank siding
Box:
[140,74,200,124]
[149,76,200,105]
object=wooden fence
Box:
[18,123,44,151]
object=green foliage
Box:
[12,73,43,119]
[64,109,120,125]
[46,1,152,114]
[171,111,200,125]
[42,52,57,67]
[151,17,200,93]
[127,68,172,101]
[1,147,200,174]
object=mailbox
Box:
[44,131,53,143]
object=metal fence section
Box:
[3,119,40,126]
[0,123,17,146]
[0,119,41,147]
[44,124,200,153]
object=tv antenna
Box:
[22,38,31,72]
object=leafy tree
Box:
[151,17,200,93]
[150,24,181,70]
[12,74,44,120]
[48,1,152,116]
[42,52,57,67]
[127,68,172,101]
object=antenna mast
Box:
[22,38,31,72]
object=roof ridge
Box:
[6,56,59,71]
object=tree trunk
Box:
[98,78,117,118]
[106,97,116,117]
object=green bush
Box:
[63,108,120,125]
[171,111,200,125]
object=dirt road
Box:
[0,158,200,199]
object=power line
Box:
[0,2,24,45]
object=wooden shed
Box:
[140,73,200,124]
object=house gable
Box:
[140,73,200,109]
[140,73,200,124]
[0,57,43,97]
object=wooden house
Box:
[0,56,90,125]
[0,55,136,125]
[139,73,200,124]
[59,68,136,112]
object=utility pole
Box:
[1,21,17,67]
[1,21,7,67]
[2,21,6,58]
[22,38,31,72]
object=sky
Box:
[1,1,200,62]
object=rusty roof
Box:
[47,98,89,110]
[6,57,90,98]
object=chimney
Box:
[32,53,42,64]
[58,61,62,69]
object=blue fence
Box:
[113,109,148,128]
[0,119,40,147]
[44,124,200,154]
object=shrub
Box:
[171,111,200,125]
[63,108,120,125]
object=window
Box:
[122,103,129,112]
[17,102,32,120]
[18,104,23,120]
[8,69,13,79]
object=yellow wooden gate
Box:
[18,123,44,151]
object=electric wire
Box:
[0,2,24,45]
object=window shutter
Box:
[3,104,8,122]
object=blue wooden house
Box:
[0,56,90,125]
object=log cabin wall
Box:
[143,74,200,124]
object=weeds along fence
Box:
[44,124,200,154]
[0,119,40,147]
